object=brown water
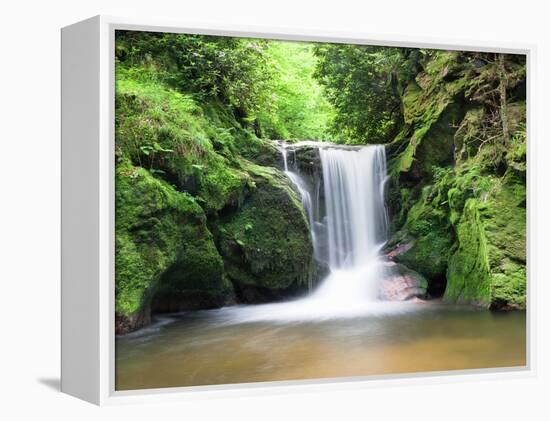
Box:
[115,302,526,390]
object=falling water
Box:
[281,147,316,254]
[219,142,397,322]
[309,145,389,309]
[320,147,388,268]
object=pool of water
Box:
[115,301,526,390]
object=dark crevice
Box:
[427,276,447,299]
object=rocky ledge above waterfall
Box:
[276,140,385,175]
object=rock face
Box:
[218,162,314,301]
[390,186,454,292]
[445,174,526,308]
[386,51,527,309]
[379,262,428,301]
[115,161,227,334]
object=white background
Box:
[0,0,548,419]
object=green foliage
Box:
[116,31,335,141]
[313,45,418,143]
[256,41,335,140]
[115,74,254,213]
[116,31,272,118]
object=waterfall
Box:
[223,142,397,323]
[281,147,316,255]
[279,142,390,310]
[310,145,389,308]
[320,146,388,269]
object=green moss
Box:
[393,52,469,180]
[445,173,526,308]
[150,231,227,311]
[483,173,526,308]
[218,162,313,291]
[402,81,424,125]
[115,74,255,213]
[445,199,491,306]
[505,105,526,174]
[197,156,251,212]
[386,52,526,309]
[422,51,459,81]
[394,186,454,280]
[393,141,416,174]
[115,161,226,330]
[453,108,485,163]
[392,98,461,179]
[414,101,464,175]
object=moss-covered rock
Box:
[445,199,491,305]
[115,161,227,333]
[392,185,454,289]
[218,161,314,300]
[115,74,320,331]
[387,51,526,309]
[115,76,255,214]
[445,173,526,308]
[391,70,467,181]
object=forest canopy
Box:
[116,31,336,141]
[115,31,423,144]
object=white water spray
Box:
[310,146,389,308]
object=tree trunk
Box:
[498,54,510,146]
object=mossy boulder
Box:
[391,77,466,181]
[445,173,526,308]
[237,138,283,168]
[391,185,454,293]
[115,161,227,334]
[218,162,314,301]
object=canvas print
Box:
[114,30,527,390]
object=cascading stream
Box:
[310,145,389,308]
[281,147,317,260]
[223,142,400,323]
[320,146,388,269]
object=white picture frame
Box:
[61,15,535,405]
